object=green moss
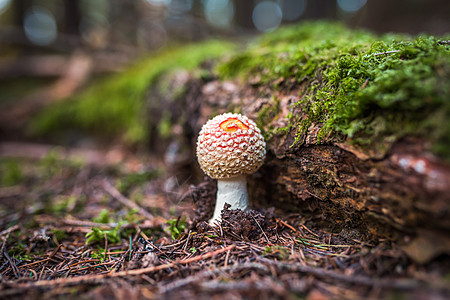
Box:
[51,228,68,241]
[0,159,23,187]
[157,110,173,139]
[217,22,378,83]
[9,242,31,261]
[90,248,107,263]
[218,21,450,159]
[263,245,290,260]
[30,40,235,144]
[85,224,122,244]
[47,195,78,214]
[93,209,112,224]
[255,96,281,141]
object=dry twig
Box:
[101,180,154,220]
[8,245,234,290]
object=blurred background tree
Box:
[0,0,448,56]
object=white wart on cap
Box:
[196,113,266,224]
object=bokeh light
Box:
[252,1,282,32]
[24,6,58,46]
[337,0,367,13]
[281,0,307,21]
[80,12,110,47]
[203,0,234,29]
[80,0,110,47]
[0,0,11,15]
[144,0,172,7]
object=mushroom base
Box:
[209,175,248,225]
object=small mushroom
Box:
[196,113,266,224]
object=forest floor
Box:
[0,147,449,300]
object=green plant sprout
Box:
[85,224,123,244]
[166,216,187,240]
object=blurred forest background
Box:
[0,0,449,143]
[1,0,449,53]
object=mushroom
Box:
[196,113,266,224]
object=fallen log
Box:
[22,23,450,252]
[177,24,450,249]
[185,78,450,244]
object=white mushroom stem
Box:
[209,174,248,225]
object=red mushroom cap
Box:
[196,113,266,179]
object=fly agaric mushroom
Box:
[196,113,266,224]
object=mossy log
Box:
[184,81,450,244]
[179,23,450,247]
[29,22,450,250]
[184,76,450,244]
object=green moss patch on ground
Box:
[218,21,450,159]
[30,40,235,144]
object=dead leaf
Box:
[401,230,450,264]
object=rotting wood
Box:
[184,77,450,243]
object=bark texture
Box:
[178,76,450,242]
